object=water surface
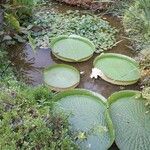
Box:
[7,2,140,149]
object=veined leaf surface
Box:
[109,90,150,150]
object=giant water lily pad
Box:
[53,89,115,150]
[44,64,80,91]
[93,53,140,85]
[108,90,150,150]
[51,35,95,62]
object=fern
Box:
[12,0,37,17]
[4,13,20,31]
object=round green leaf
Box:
[108,90,150,150]
[53,89,115,150]
[44,64,80,91]
[93,53,140,85]
[51,35,95,62]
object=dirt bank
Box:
[56,0,116,11]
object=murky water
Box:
[7,1,141,149]
[8,37,139,98]
[8,16,139,97]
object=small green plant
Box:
[0,0,37,47]
[0,84,79,150]
[0,48,13,78]
[142,87,150,111]
[138,48,150,86]
[28,10,117,52]
[7,0,37,19]
[123,0,150,49]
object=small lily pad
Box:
[53,89,115,150]
[93,53,140,85]
[51,35,95,62]
[44,64,80,91]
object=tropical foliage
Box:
[123,0,150,49]
[0,81,79,150]
[28,10,117,52]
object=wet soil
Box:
[55,0,113,11]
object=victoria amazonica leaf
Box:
[44,64,80,91]
[51,35,95,62]
[53,89,115,150]
[93,53,140,85]
[109,90,150,150]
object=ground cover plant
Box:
[123,0,150,50]
[28,9,117,53]
[0,80,79,150]
[122,0,150,111]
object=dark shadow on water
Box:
[8,39,140,98]
[7,2,140,150]
[8,14,140,98]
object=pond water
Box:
[7,1,141,149]
[9,40,139,98]
[8,5,140,95]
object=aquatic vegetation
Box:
[1,1,150,149]
[53,89,115,150]
[93,53,140,85]
[54,89,150,150]
[29,10,117,52]
[109,90,150,150]
[44,64,80,91]
[51,35,95,62]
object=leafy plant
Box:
[7,0,37,19]
[123,0,150,49]
[0,84,79,150]
[54,89,150,150]
[109,90,150,150]
[142,87,150,111]
[4,13,20,31]
[28,10,117,52]
[137,48,150,86]
[0,0,37,47]
[53,89,115,150]
[0,48,13,78]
